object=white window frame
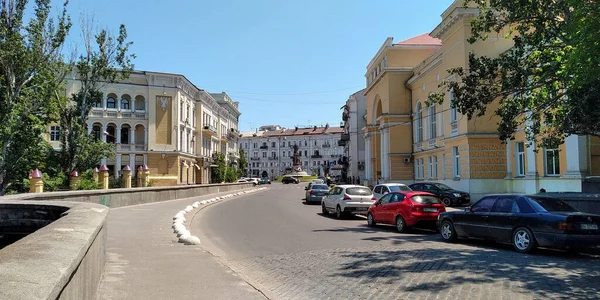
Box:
[544,148,560,176]
[428,157,433,179]
[450,90,458,123]
[516,142,525,176]
[50,126,60,141]
[416,103,423,142]
[441,154,446,179]
[452,147,460,178]
[433,156,438,179]
[428,105,436,139]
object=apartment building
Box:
[341,89,367,183]
[363,0,598,199]
[239,125,344,179]
[47,71,240,186]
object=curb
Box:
[171,187,268,245]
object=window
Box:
[452,147,460,178]
[379,193,392,204]
[471,197,497,213]
[121,99,130,110]
[433,156,438,178]
[450,90,458,123]
[420,158,424,180]
[416,103,423,142]
[262,152,267,158]
[545,148,560,176]
[428,105,436,139]
[390,193,405,203]
[271,142,276,148]
[50,126,60,141]
[253,143,257,148]
[271,152,276,158]
[304,140,307,146]
[192,109,196,126]
[516,142,525,176]
[441,154,446,179]
[106,97,116,109]
[492,197,517,213]
[428,157,433,179]
[373,186,381,194]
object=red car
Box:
[367,191,446,232]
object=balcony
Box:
[221,134,229,142]
[228,151,239,158]
[268,156,278,160]
[451,122,458,136]
[116,144,147,151]
[250,157,261,161]
[340,134,350,141]
[311,155,322,158]
[322,144,331,148]
[331,154,342,158]
[338,140,347,147]
[259,145,268,150]
[90,110,147,120]
[428,139,437,149]
[202,124,217,136]
[227,128,238,140]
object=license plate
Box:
[581,224,598,230]
[424,208,437,212]
[355,207,368,211]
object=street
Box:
[192,183,600,300]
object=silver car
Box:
[304,184,330,203]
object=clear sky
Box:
[59,0,454,132]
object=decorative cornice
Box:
[431,7,479,39]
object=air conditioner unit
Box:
[403,158,411,163]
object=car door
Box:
[423,184,441,197]
[388,193,408,223]
[410,184,423,192]
[373,185,382,200]
[487,196,519,243]
[372,193,393,224]
[458,196,497,238]
[326,187,342,210]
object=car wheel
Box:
[440,220,458,242]
[442,197,452,207]
[512,227,537,253]
[367,213,376,227]
[336,205,344,219]
[321,202,329,215]
[395,216,407,233]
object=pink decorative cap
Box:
[122,165,131,171]
[99,165,109,171]
[137,166,143,171]
[93,167,99,173]
[70,170,79,177]
[30,169,42,179]
[142,164,149,171]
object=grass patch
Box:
[276,175,318,182]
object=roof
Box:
[394,33,441,46]
[262,126,344,137]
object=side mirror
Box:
[465,207,471,212]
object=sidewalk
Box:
[96,188,267,300]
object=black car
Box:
[282,176,299,184]
[409,182,470,207]
[437,194,600,253]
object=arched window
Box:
[121,99,130,110]
[92,125,101,140]
[416,103,423,142]
[107,97,116,109]
[428,105,437,139]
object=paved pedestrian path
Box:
[96,188,267,300]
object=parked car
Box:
[373,183,412,200]
[236,179,248,183]
[321,185,376,219]
[282,176,300,184]
[246,178,259,185]
[437,194,600,253]
[305,184,330,203]
[409,182,470,207]
[258,177,271,184]
[367,191,445,232]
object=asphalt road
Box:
[192,183,600,300]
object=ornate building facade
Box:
[239,125,344,179]
[47,71,241,186]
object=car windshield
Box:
[311,184,329,190]
[527,196,577,212]
[433,183,453,191]
[389,185,411,192]
[345,187,372,195]
[411,195,442,204]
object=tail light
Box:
[558,222,575,232]
[343,194,352,201]
[371,195,377,201]
[309,190,314,195]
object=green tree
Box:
[0,0,71,195]
[428,0,600,149]
[58,17,135,175]
[237,148,247,178]
[210,152,226,183]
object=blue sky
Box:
[59,0,454,132]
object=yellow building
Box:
[364,0,599,200]
[47,71,241,187]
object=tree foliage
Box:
[428,0,600,148]
[58,16,135,175]
[0,0,71,194]
[210,152,226,183]
[237,148,247,178]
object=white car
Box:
[373,183,412,200]
[321,185,376,219]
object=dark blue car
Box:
[437,194,600,253]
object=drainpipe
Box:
[407,81,415,182]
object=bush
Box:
[109,175,123,189]
[42,172,67,192]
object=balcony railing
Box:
[221,134,228,141]
[341,134,350,141]
[338,140,347,146]
[203,124,217,134]
[428,139,437,149]
[322,144,331,148]
[250,157,261,161]
[259,145,268,149]
[311,155,322,158]
[90,110,147,119]
[268,156,278,160]
[116,144,147,151]
[415,142,423,152]
[451,122,458,136]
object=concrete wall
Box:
[1,182,255,208]
[0,182,254,300]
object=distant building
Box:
[239,125,344,178]
[341,89,367,183]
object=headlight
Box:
[453,193,461,197]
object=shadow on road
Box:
[330,239,600,299]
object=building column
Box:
[382,127,390,180]
[129,154,135,170]
[101,125,107,143]
[115,154,122,177]
[526,142,537,177]
[130,127,135,145]
[131,98,136,112]
[364,134,372,184]
[505,139,512,178]
[116,125,121,145]
[143,154,148,165]
[565,134,587,178]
